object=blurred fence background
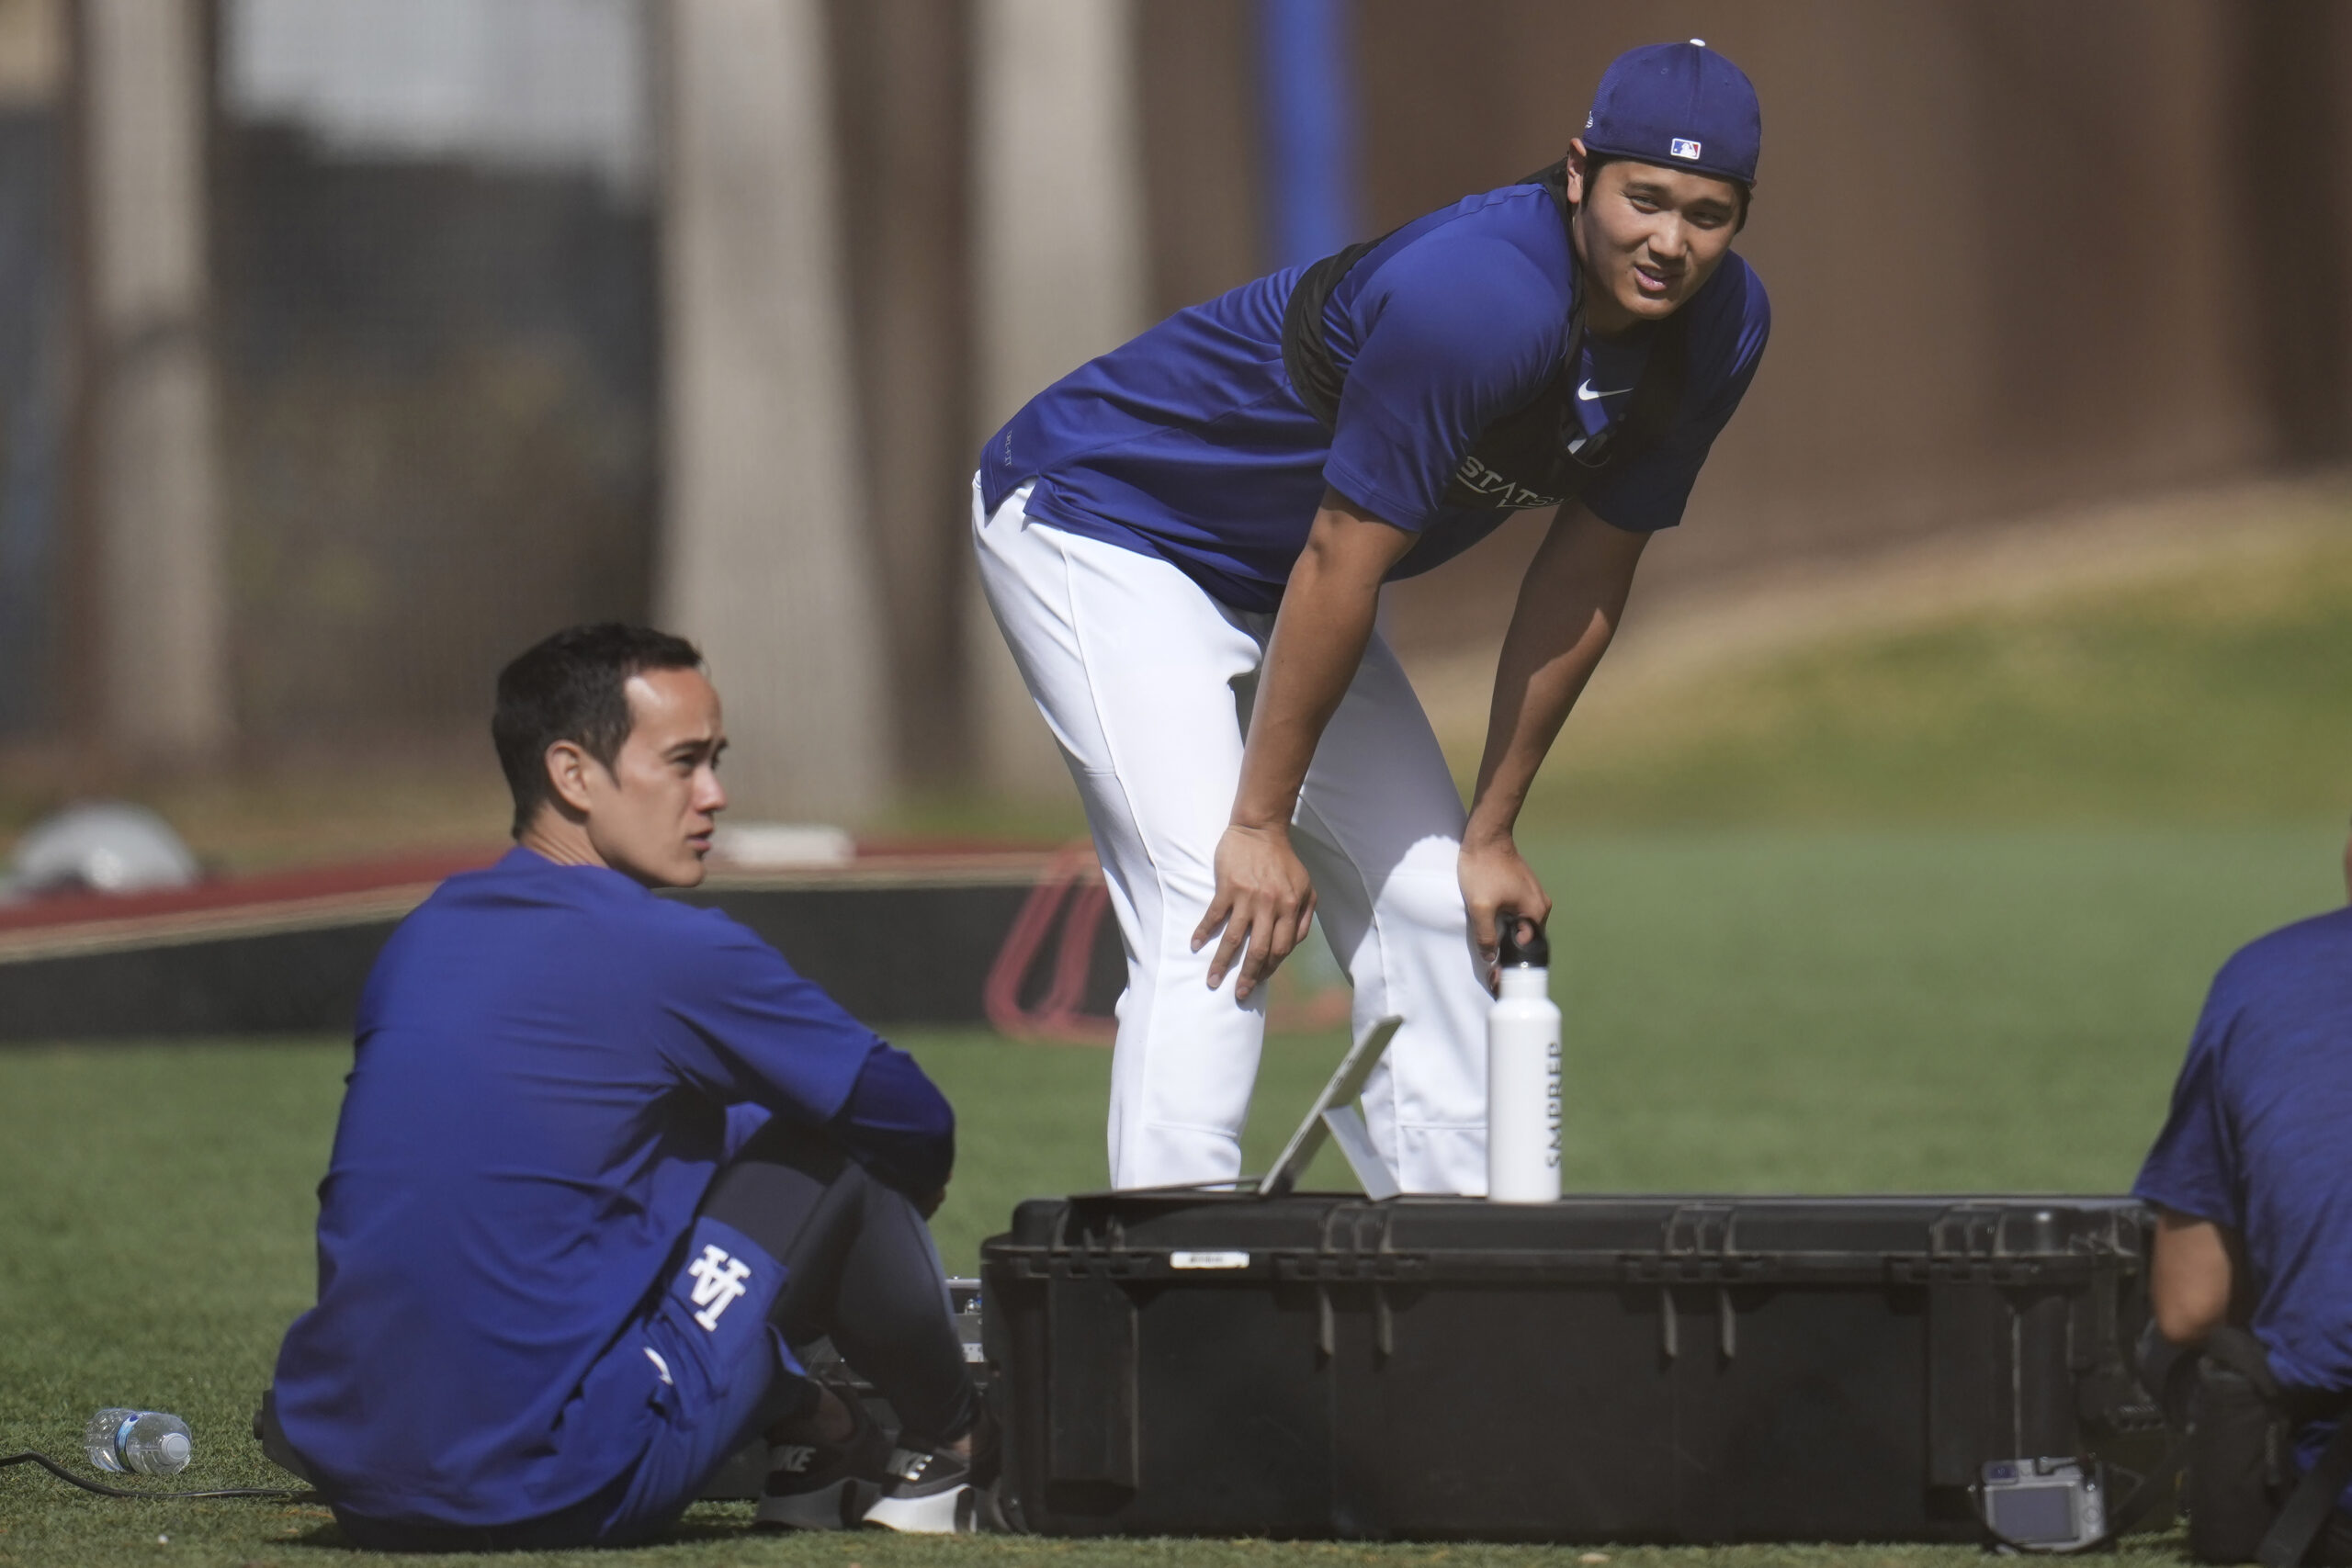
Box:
[0,0,2346,834]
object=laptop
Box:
[1252,1014,1403,1199]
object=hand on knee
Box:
[766,1382,856,1447]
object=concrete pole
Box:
[967,0,1147,799]
[657,0,888,820]
[78,0,231,764]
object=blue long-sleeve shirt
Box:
[272,847,953,1526]
[2137,906,2352,1504]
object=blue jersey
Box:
[272,848,917,1527]
[2136,906,2352,1498]
[980,175,1770,613]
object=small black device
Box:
[1979,1457,2108,1552]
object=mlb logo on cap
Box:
[1583,39,1761,187]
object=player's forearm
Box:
[2149,1209,2240,1344]
[1465,611,1613,842]
[1231,497,1409,830]
[1466,508,1645,843]
[1232,558,1378,829]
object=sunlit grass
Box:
[1521,525,2352,828]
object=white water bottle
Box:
[1487,916,1561,1202]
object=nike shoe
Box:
[859,1445,983,1533]
[860,1405,1001,1535]
[752,1393,891,1531]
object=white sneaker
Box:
[859,1446,981,1533]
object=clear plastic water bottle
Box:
[84,1409,192,1476]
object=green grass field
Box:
[1525,510,2352,829]
[4,824,2343,1566]
[6,510,2352,1564]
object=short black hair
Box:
[1584,152,1752,231]
[492,623,705,837]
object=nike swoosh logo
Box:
[1577,379,1633,401]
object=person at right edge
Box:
[973,41,1770,1193]
[2135,818,2352,1563]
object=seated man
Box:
[267,624,986,1549]
[2137,824,2352,1564]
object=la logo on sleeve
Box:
[686,1244,752,1331]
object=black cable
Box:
[0,1450,318,1502]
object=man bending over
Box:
[267,624,986,1548]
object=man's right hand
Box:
[1192,823,1317,1003]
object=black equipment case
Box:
[978,1192,2162,1543]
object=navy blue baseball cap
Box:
[1582,39,1761,188]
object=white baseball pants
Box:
[972,479,1491,1194]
